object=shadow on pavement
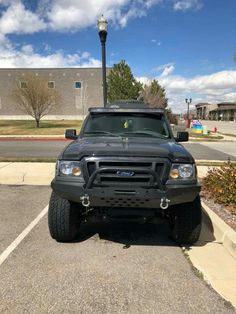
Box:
[72,211,216,248]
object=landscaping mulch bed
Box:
[200,190,236,232]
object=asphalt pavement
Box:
[0,185,235,313]
[182,143,236,161]
[0,139,236,161]
[199,142,236,158]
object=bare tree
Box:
[12,74,60,127]
[138,79,167,109]
[82,83,89,116]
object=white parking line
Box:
[0,205,48,266]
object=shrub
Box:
[202,161,236,214]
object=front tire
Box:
[48,192,82,242]
[171,195,202,245]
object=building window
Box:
[48,81,55,89]
[20,81,27,89]
[75,81,81,89]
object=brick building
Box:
[0,68,109,119]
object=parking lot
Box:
[0,185,235,313]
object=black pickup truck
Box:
[48,102,201,244]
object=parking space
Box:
[0,186,235,313]
[0,185,51,254]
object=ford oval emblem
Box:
[117,170,135,177]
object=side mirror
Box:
[175,131,189,142]
[65,129,78,140]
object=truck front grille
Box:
[85,157,168,188]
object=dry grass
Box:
[0,120,83,135]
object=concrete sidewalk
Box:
[0,162,235,307]
[0,135,68,141]
[0,162,212,185]
[0,162,55,185]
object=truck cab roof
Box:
[89,100,165,114]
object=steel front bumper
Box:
[51,178,201,209]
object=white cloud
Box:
[151,39,162,46]
[0,0,202,37]
[0,37,101,68]
[137,70,236,113]
[161,65,175,77]
[160,71,236,92]
[173,0,203,12]
[137,76,152,86]
[0,0,19,6]
[0,2,46,35]
[119,5,146,28]
[42,0,163,31]
[153,63,175,77]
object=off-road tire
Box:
[171,195,202,245]
[48,191,82,242]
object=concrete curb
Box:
[202,201,236,260]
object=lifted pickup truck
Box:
[48,102,201,244]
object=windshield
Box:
[83,113,170,138]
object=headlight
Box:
[57,161,82,177]
[169,164,195,179]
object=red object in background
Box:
[213,127,217,133]
[186,118,191,128]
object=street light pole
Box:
[97,15,108,108]
[185,98,192,128]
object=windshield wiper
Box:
[120,131,168,139]
[84,131,120,137]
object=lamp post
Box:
[97,15,108,107]
[185,98,192,128]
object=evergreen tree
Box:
[107,60,142,103]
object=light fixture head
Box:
[97,15,108,32]
[185,98,192,104]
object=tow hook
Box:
[80,194,90,207]
[160,197,170,210]
[80,194,93,221]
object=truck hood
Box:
[60,136,194,163]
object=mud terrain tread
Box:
[48,192,80,242]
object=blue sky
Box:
[0,0,235,112]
